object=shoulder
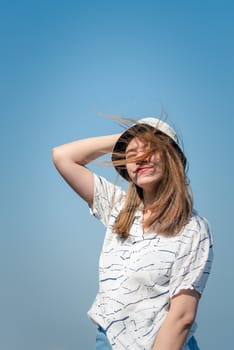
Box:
[92,173,127,212]
[180,210,213,246]
[94,174,126,197]
[90,174,127,225]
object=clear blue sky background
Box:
[0,0,233,349]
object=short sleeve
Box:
[169,215,214,298]
[89,174,126,227]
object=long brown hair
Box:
[112,123,193,237]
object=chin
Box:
[137,180,160,190]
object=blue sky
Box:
[0,0,233,349]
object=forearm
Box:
[152,312,193,350]
[52,134,121,165]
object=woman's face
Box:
[125,137,164,192]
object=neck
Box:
[143,193,156,210]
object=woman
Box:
[52,117,213,350]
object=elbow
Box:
[169,289,200,332]
[52,146,64,166]
[52,147,58,165]
[178,311,196,331]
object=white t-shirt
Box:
[88,175,213,349]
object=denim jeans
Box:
[96,327,112,350]
[188,336,201,350]
[95,327,200,350]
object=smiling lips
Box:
[136,166,154,175]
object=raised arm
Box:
[52,134,121,207]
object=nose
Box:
[136,153,150,165]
